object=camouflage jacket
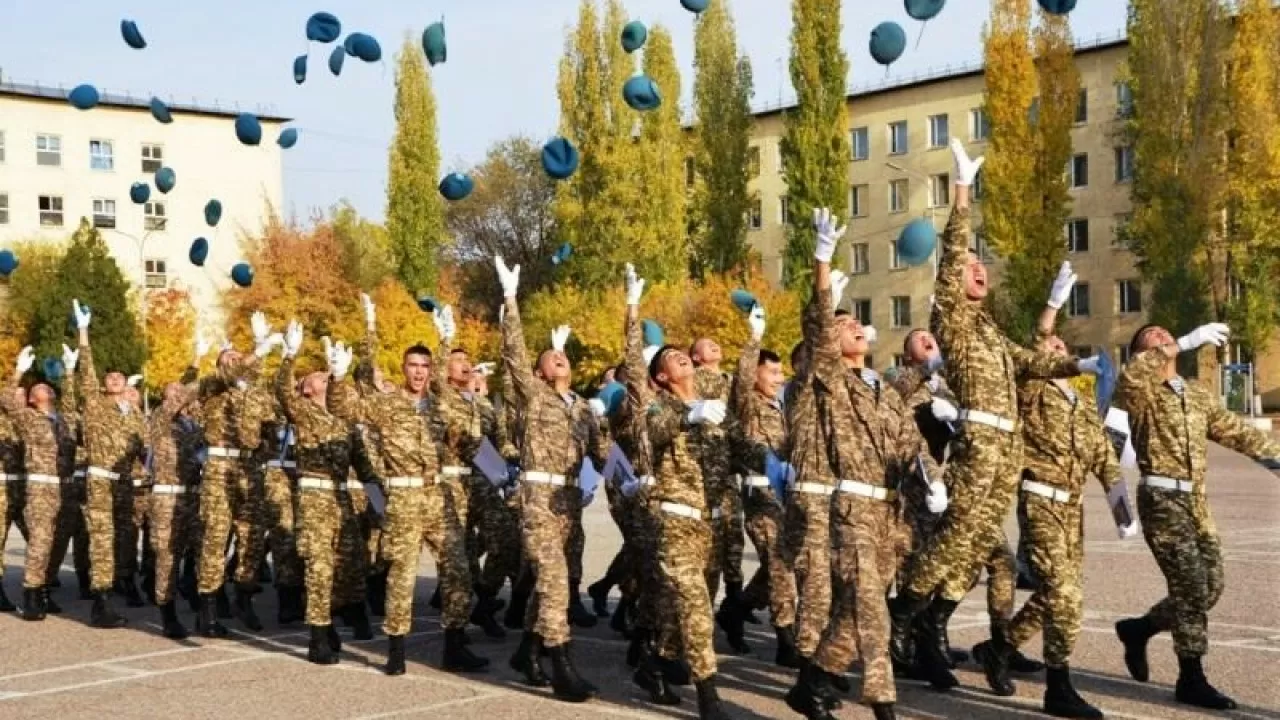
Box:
[275,356,352,481]
[729,338,789,479]
[148,377,204,486]
[1118,348,1280,486]
[614,312,657,480]
[786,285,838,489]
[892,366,959,466]
[78,341,145,474]
[1019,373,1120,497]
[1,378,79,477]
[930,205,1081,426]
[433,337,498,470]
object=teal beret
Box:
[730,289,758,313]
[328,46,345,76]
[69,84,100,111]
[623,75,662,111]
[204,199,223,227]
[1038,0,1076,13]
[306,12,342,43]
[130,182,151,205]
[870,22,907,66]
[155,167,176,194]
[121,19,146,49]
[293,55,308,85]
[905,0,945,21]
[896,218,937,266]
[542,137,580,180]
[150,97,173,123]
[423,22,447,66]
[235,113,262,146]
[231,263,255,288]
[0,250,18,277]
[278,128,299,149]
[621,21,648,53]
[189,238,209,267]
[439,172,474,201]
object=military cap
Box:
[121,19,146,49]
[328,46,345,75]
[896,217,936,266]
[42,357,64,382]
[235,113,262,146]
[905,0,945,21]
[69,84,100,111]
[150,97,173,123]
[204,199,223,227]
[1038,0,1076,14]
[551,243,572,265]
[306,12,342,43]
[622,21,647,53]
[155,167,176,194]
[623,75,662,111]
[439,172,474,201]
[730,288,758,313]
[681,0,709,13]
[0,249,18,277]
[293,55,308,85]
[870,22,907,66]
[231,263,255,288]
[130,182,151,205]
[189,237,209,266]
[642,319,664,347]
[417,296,439,313]
[278,128,299,149]
[423,22,447,65]
[345,33,381,62]
[542,137,580,180]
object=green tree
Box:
[780,0,851,293]
[332,201,394,291]
[0,240,67,365]
[386,36,445,295]
[635,25,688,283]
[31,219,144,374]
[690,0,755,278]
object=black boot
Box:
[656,655,692,687]
[257,558,273,585]
[726,580,758,624]
[20,587,45,621]
[1010,649,1047,674]
[610,595,632,636]
[179,570,199,614]
[117,577,145,608]
[469,586,506,639]
[307,625,339,665]
[385,635,406,676]
[1175,655,1237,710]
[547,641,596,702]
[633,647,681,706]
[442,627,489,673]
[913,599,960,690]
[775,624,802,669]
[341,603,374,641]
[76,568,92,601]
[141,565,156,606]
[973,624,1017,697]
[0,584,16,612]
[428,584,442,611]
[587,576,613,617]
[925,598,959,670]
[1044,665,1102,719]
[785,663,837,720]
[277,585,304,625]
[214,586,233,619]
[626,628,649,668]
[42,586,62,614]
[367,569,388,617]
[509,631,550,687]
[197,593,227,637]
[871,703,897,720]
[715,595,751,656]
[827,670,851,694]
[696,674,732,720]
[49,574,62,588]
[567,581,598,629]
[1115,616,1157,682]
[234,584,263,632]
[888,590,931,666]
[90,591,128,629]
[327,624,342,653]
[160,601,189,640]
[504,584,530,630]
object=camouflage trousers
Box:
[48,477,90,584]
[787,491,834,657]
[384,484,470,635]
[2,475,28,551]
[1007,489,1085,668]
[468,477,520,591]
[296,485,366,626]
[704,487,744,600]
[968,530,1016,625]
[814,495,904,704]
[114,483,151,580]
[741,488,797,628]
[441,473,470,530]
[567,491,586,584]
[337,486,370,608]
[22,481,60,588]
[262,467,302,588]
[1137,486,1223,658]
[625,496,680,659]
[657,510,716,682]
[197,458,264,594]
[82,474,118,592]
[148,491,201,606]
[518,483,577,647]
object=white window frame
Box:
[1114,145,1134,183]
[889,179,909,214]
[1075,88,1088,124]
[888,121,908,155]
[929,173,950,208]
[1068,153,1089,188]
[969,108,991,141]
[38,195,64,227]
[92,198,117,229]
[851,299,872,326]
[1067,283,1090,317]
[851,127,869,161]
[144,258,168,289]
[850,243,870,275]
[972,169,984,201]
[36,134,62,167]
[851,184,868,218]
[927,114,949,148]
[747,146,761,177]
[1116,345,1133,365]
[747,196,762,231]
[1118,279,1142,314]
[144,201,168,232]
[141,143,164,173]
[890,240,905,270]
[0,131,6,164]
[1066,218,1089,253]
[89,139,115,171]
[1116,81,1134,117]
[0,192,9,225]
[891,296,912,328]
[779,196,791,226]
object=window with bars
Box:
[38,195,64,226]
[90,139,115,171]
[144,201,168,231]
[144,259,168,289]
[92,198,117,229]
[141,144,163,173]
[36,134,61,166]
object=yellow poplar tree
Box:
[143,287,197,392]
[635,25,688,283]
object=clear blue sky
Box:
[0,0,1125,223]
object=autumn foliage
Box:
[144,287,197,392]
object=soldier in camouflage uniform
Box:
[1113,323,1280,710]
[0,380,29,612]
[254,403,304,625]
[47,370,91,603]
[887,144,1098,692]
[615,262,731,720]
[73,300,145,629]
[113,384,152,608]
[495,255,604,704]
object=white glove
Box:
[325,337,353,380]
[16,346,35,375]
[1176,323,1230,352]
[193,335,211,363]
[812,208,846,263]
[863,325,878,344]
[220,337,234,353]
[127,374,143,387]
[498,303,506,326]
[1046,261,1078,310]
[494,255,521,298]
[830,269,850,308]
[60,344,79,372]
[950,138,985,186]
[687,400,727,426]
[1077,355,1102,376]
[550,325,571,352]
[1117,522,1139,540]
[72,299,92,329]
[474,362,496,377]
[930,397,959,422]
[625,263,645,306]
[748,304,766,341]
[925,481,949,514]
[251,311,270,344]
[588,398,607,418]
[924,354,944,374]
[283,321,304,359]
[434,305,456,344]
[361,293,376,331]
[254,333,283,359]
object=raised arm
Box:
[1206,401,1280,463]
[4,347,35,416]
[932,141,985,349]
[644,394,686,452]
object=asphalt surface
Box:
[1,443,1278,719]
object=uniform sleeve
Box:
[274,357,307,425]
[77,340,100,412]
[930,204,978,351]
[431,334,451,398]
[1116,348,1167,413]
[501,298,538,410]
[810,288,845,390]
[58,375,80,420]
[732,339,760,423]
[1205,401,1280,462]
[645,396,687,453]
[237,387,273,451]
[1086,416,1122,495]
[327,376,366,425]
[1005,339,1081,381]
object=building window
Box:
[747,146,760,177]
[144,259,168,289]
[1067,283,1090,317]
[892,353,906,367]
[889,179,909,213]
[0,131,6,163]
[973,232,994,263]
[1117,279,1143,314]
[1066,218,1089,253]
[1114,146,1134,183]
[928,114,949,148]
[970,108,991,141]
[851,127,869,161]
[851,243,869,275]
[144,201,168,231]
[1113,212,1133,248]
[36,134,61,167]
[851,299,872,326]
[1116,81,1134,117]
[890,241,906,270]
[684,157,695,188]
[1068,153,1088,188]
[929,173,950,208]
[0,193,8,225]
[891,296,912,328]
[92,198,117,229]
[777,144,785,174]
[851,184,868,217]
[141,144,163,173]
[779,196,791,226]
[1227,342,1253,365]
[89,140,115,171]
[1075,89,1088,124]
[888,121,908,155]
[1116,345,1133,365]
[38,195,64,227]
[747,196,762,231]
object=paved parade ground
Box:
[2,443,1278,720]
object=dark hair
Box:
[614,363,630,384]
[1129,324,1161,357]
[903,328,928,355]
[759,349,781,365]
[790,342,808,369]
[403,344,432,360]
[648,344,680,383]
[449,347,468,356]
[834,309,850,318]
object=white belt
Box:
[299,477,336,491]
[1022,479,1072,503]
[387,477,425,488]
[1,473,22,482]
[659,502,705,520]
[795,482,836,496]
[710,507,723,520]
[341,482,365,493]
[957,409,1016,433]
[87,466,120,480]
[266,460,297,469]
[441,466,471,477]
[152,484,195,496]
[207,447,243,458]
[742,475,771,489]
[73,470,87,479]
[637,475,657,487]
[1141,475,1194,493]
[132,478,151,488]
[522,471,567,486]
[836,479,895,501]
[26,473,62,485]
